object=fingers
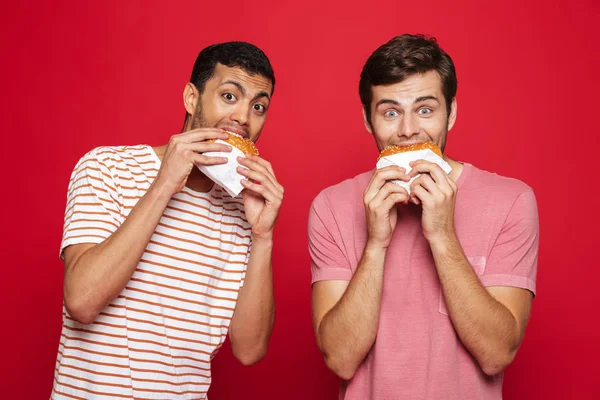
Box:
[410,172,437,193]
[172,128,230,144]
[186,141,232,154]
[411,184,431,205]
[245,155,276,178]
[237,155,283,193]
[240,178,283,206]
[237,165,283,200]
[192,153,228,166]
[364,166,410,205]
[166,130,231,165]
[409,161,457,205]
[380,191,410,212]
[234,155,284,204]
[408,160,455,192]
[410,175,434,205]
[234,155,284,208]
[185,141,232,166]
[368,182,409,213]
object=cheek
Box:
[199,96,217,115]
[370,123,396,149]
[249,113,267,132]
[421,116,447,135]
[208,101,235,123]
[372,120,396,137]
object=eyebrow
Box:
[375,95,439,108]
[415,95,439,104]
[221,80,271,102]
[375,99,400,108]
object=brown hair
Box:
[359,34,457,124]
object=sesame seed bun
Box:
[210,132,259,156]
[378,142,442,161]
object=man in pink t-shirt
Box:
[309,34,538,399]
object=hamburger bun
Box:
[210,132,259,156]
[378,142,442,161]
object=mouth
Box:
[220,125,249,139]
[393,140,425,147]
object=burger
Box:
[199,132,259,197]
[375,141,451,195]
[378,141,442,161]
[209,131,259,156]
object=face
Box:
[184,63,273,142]
[365,70,457,153]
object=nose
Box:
[230,104,249,126]
[398,113,419,139]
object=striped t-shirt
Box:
[52,145,251,399]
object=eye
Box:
[222,93,237,102]
[418,107,432,115]
[384,110,399,117]
[253,104,267,113]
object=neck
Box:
[186,168,215,193]
[443,156,464,182]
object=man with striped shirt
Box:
[52,42,283,399]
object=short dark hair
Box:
[359,34,457,124]
[190,41,275,94]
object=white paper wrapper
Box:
[197,140,246,197]
[375,149,452,194]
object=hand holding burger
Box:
[198,132,260,197]
[375,142,452,195]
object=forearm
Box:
[64,181,173,323]
[317,244,386,379]
[431,236,521,375]
[229,236,275,365]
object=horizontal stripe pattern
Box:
[53,145,250,399]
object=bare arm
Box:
[312,244,387,380]
[64,182,174,324]
[228,237,274,366]
[63,129,231,324]
[410,160,534,376]
[228,155,283,366]
[311,166,410,380]
[431,238,532,376]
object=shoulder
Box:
[465,164,535,203]
[310,170,372,227]
[72,145,156,175]
[312,170,372,209]
[88,145,154,165]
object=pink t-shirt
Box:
[308,163,538,400]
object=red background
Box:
[2,1,599,398]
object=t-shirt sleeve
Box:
[308,192,353,284]
[481,188,539,295]
[60,150,123,259]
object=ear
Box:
[447,98,458,131]
[362,107,373,134]
[183,83,200,115]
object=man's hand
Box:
[155,128,232,195]
[408,160,458,243]
[364,166,410,249]
[237,155,284,240]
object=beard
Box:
[190,106,252,139]
[190,105,211,130]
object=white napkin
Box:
[375,149,452,194]
[197,140,246,197]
